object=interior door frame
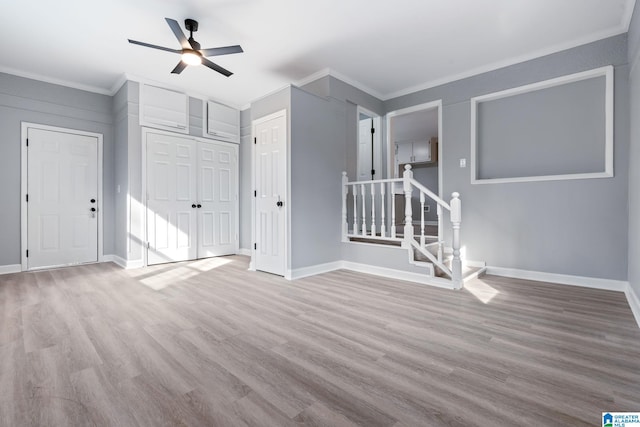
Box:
[141,127,240,267]
[385,100,443,235]
[20,122,104,271]
[250,109,289,276]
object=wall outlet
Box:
[424,205,430,212]
[459,158,467,168]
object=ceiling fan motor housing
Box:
[185,19,198,33]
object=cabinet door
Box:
[206,101,240,143]
[140,84,189,133]
[197,141,238,257]
[395,142,413,164]
[412,141,431,163]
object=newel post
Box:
[402,164,414,248]
[342,172,348,242]
[450,192,462,288]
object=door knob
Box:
[90,207,96,212]
[197,204,202,208]
[192,204,197,208]
[276,201,283,207]
[90,198,96,203]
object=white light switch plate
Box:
[459,158,467,168]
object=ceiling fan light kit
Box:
[181,51,202,66]
[128,18,243,77]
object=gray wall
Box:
[290,87,346,269]
[239,108,252,251]
[301,76,385,182]
[248,86,292,266]
[412,164,439,222]
[628,3,640,298]
[245,84,350,270]
[384,34,629,280]
[113,83,129,260]
[0,73,115,266]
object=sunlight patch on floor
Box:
[140,266,199,290]
[464,279,499,304]
[190,257,232,272]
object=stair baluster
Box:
[402,165,414,247]
[342,172,348,242]
[361,183,366,236]
[420,192,425,247]
[352,184,358,237]
[370,184,376,236]
[380,182,386,238]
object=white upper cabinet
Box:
[205,101,240,143]
[395,138,438,165]
[395,141,414,164]
[140,84,189,133]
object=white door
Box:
[147,132,198,265]
[27,128,98,269]
[198,141,238,257]
[254,112,287,275]
[357,111,381,181]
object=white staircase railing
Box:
[342,164,462,287]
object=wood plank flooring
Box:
[1,256,639,426]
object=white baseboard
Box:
[285,259,455,289]
[288,261,344,280]
[340,261,456,289]
[486,266,628,292]
[0,264,21,275]
[625,283,640,328]
[104,255,143,269]
[237,248,251,256]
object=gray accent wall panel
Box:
[476,75,607,179]
[0,73,115,266]
[384,35,629,280]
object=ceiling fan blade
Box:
[165,18,191,49]
[202,58,233,77]
[128,39,180,54]
[200,45,244,57]
[171,61,188,74]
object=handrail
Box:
[345,177,402,185]
[408,177,450,210]
[341,165,462,288]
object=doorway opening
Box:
[357,107,382,182]
[386,100,443,238]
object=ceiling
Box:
[0,0,635,109]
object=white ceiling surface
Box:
[0,0,635,108]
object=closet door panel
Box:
[197,140,238,257]
[146,132,198,265]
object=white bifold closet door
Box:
[146,132,237,266]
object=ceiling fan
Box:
[128,18,243,77]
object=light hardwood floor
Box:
[1,256,639,426]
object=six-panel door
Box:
[27,128,98,269]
